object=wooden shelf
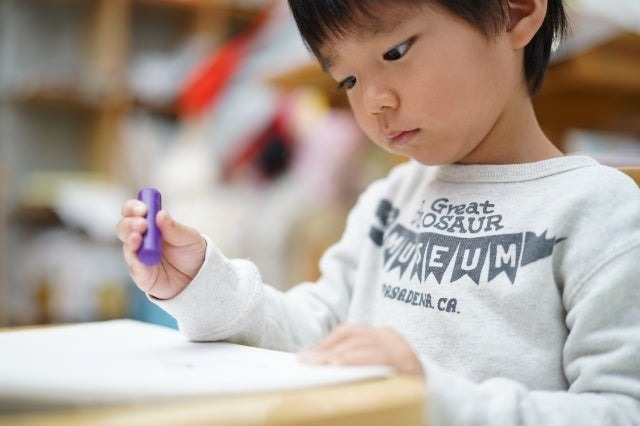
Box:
[0,167,8,326]
[541,33,640,95]
[10,206,62,227]
[534,32,640,141]
[10,170,112,227]
[10,86,126,112]
[10,84,179,117]
[132,98,180,117]
[133,0,261,21]
[0,0,266,325]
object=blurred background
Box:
[0,0,638,328]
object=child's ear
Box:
[507,0,547,49]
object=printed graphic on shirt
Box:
[380,283,460,313]
[370,198,564,285]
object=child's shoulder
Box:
[553,160,640,241]
[564,160,639,200]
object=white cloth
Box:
[154,155,640,425]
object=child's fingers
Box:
[122,232,143,267]
[116,217,147,243]
[116,199,148,242]
[121,199,147,217]
[300,338,381,366]
[307,324,369,353]
[122,233,156,287]
[299,339,355,364]
[325,348,386,367]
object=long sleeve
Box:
[151,178,384,351]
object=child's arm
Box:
[116,198,207,300]
[137,178,389,351]
[116,191,353,349]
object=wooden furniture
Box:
[534,32,640,149]
[0,168,7,326]
[3,0,258,199]
[0,376,426,426]
[619,167,640,186]
[0,0,261,326]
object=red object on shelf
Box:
[222,101,294,180]
[178,2,273,118]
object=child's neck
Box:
[458,92,563,165]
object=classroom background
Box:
[0,0,638,328]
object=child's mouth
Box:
[387,129,420,146]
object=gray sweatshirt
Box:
[154,155,640,425]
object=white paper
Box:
[0,320,392,406]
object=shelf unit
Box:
[4,0,258,178]
[0,166,7,325]
[0,0,262,325]
[533,32,640,149]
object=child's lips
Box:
[386,129,420,146]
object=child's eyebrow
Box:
[316,7,417,73]
[318,29,403,73]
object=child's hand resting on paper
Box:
[116,199,206,300]
[298,324,424,376]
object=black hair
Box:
[287,0,567,95]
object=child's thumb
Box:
[155,210,202,247]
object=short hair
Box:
[287,0,567,95]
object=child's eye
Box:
[336,76,357,91]
[383,38,414,61]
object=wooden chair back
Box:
[619,167,640,187]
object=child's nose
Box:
[363,82,399,115]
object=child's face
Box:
[320,4,523,165]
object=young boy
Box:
[117,0,640,423]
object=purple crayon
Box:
[137,188,162,266]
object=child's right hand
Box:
[116,199,206,300]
